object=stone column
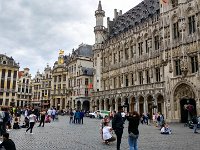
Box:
[99,100,102,110]
[115,99,118,112]
[143,97,147,114]
[104,100,107,111]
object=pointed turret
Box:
[98,1,102,11]
[94,1,105,44]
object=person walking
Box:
[112,106,124,150]
[25,111,36,134]
[51,108,56,121]
[126,111,140,150]
[38,109,46,127]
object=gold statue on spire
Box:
[59,49,64,56]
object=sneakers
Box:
[30,133,34,134]
[194,132,198,133]
[105,141,110,145]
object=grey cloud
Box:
[0,0,141,75]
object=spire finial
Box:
[98,1,102,11]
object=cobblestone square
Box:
[5,116,200,150]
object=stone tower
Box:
[93,1,106,92]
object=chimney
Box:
[119,10,122,16]
[114,9,118,19]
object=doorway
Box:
[180,98,196,123]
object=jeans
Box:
[115,129,123,150]
[128,135,138,150]
[26,122,35,133]
[193,124,197,133]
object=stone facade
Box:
[51,44,93,111]
[31,65,52,109]
[0,54,19,107]
[92,0,200,122]
[31,70,42,107]
[17,68,32,107]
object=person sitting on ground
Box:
[100,115,110,141]
[160,123,172,134]
[13,117,20,129]
[0,133,16,150]
[102,122,116,145]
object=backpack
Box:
[157,116,160,121]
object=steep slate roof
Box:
[109,0,159,37]
[74,44,93,57]
[63,44,93,64]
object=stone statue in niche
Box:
[147,39,152,48]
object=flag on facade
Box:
[160,0,168,4]
[88,78,93,89]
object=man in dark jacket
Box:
[0,133,16,150]
[112,106,124,150]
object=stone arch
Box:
[82,100,90,111]
[138,95,144,115]
[116,97,122,107]
[146,95,153,118]
[173,82,197,123]
[105,98,110,111]
[101,99,105,110]
[122,96,129,112]
[157,94,164,115]
[77,101,81,110]
[129,95,136,112]
[109,97,115,111]
[96,99,100,110]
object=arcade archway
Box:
[174,83,196,123]
[82,100,90,111]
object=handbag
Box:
[129,132,139,138]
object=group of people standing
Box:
[100,106,140,150]
[69,109,84,124]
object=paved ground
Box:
[5,116,200,150]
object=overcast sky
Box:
[0,0,142,76]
